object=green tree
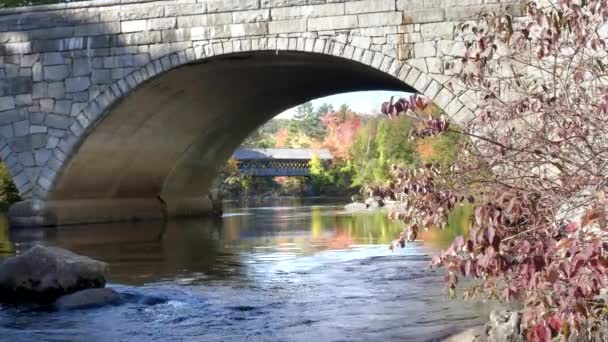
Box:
[375,116,416,168]
[308,154,330,195]
[288,102,329,142]
[0,163,19,211]
[350,118,381,185]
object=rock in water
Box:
[486,310,523,342]
[54,288,121,310]
[0,245,108,304]
[345,202,367,210]
[365,197,385,209]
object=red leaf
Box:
[564,222,579,233]
[549,315,563,333]
[527,324,551,342]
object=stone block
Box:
[55,100,72,115]
[358,12,402,27]
[32,83,47,99]
[65,77,91,93]
[0,97,15,112]
[271,3,344,20]
[19,55,39,69]
[34,149,52,166]
[420,22,454,39]
[120,4,164,20]
[39,99,55,112]
[308,15,358,31]
[91,69,111,84]
[0,42,31,55]
[121,20,147,33]
[190,27,210,40]
[73,23,121,36]
[147,17,176,31]
[165,3,206,17]
[30,112,46,125]
[0,125,13,139]
[351,35,371,49]
[115,31,162,46]
[177,13,232,28]
[268,19,307,34]
[396,0,426,10]
[103,55,134,68]
[13,120,29,137]
[72,58,92,77]
[18,152,35,167]
[15,94,32,106]
[44,65,70,81]
[414,41,436,58]
[434,88,455,109]
[30,125,47,134]
[233,9,270,23]
[0,77,32,96]
[42,52,66,66]
[207,0,259,12]
[262,0,326,7]
[48,82,65,99]
[31,133,48,150]
[346,0,394,14]
[403,9,445,24]
[162,29,191,43]
[45,114,72,129]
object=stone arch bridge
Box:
[0,0,519,227]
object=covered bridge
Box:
[233,148,333,177]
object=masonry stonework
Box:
[0,0,519,226]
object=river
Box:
[0,199,493,341]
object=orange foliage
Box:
[274,128,289,147]
[415,139,436,162]
[321,111,361,160]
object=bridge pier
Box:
[9,196,214,227]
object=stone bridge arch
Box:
[0,0,519,226]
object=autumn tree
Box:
[377,1,608,340]
[321,110,362,160]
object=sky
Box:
[276,90,412,118]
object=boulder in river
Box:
[54,288,121,311]
[0,245,108,304]
[345,202,368,210]
[443,310,523,342]
[365,197,384,209]
[486,310,523,342]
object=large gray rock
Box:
[0,245,108,303]
[54,288,121,311]
[485,310,523,342]
[442,326,485,342]
[345,202,367,210]
[365,197,384,209]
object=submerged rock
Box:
[486,310,522,342]
[443,310,523,342]
[345,202,367,210]
[0,245,108,304]
[365,197,384,209]
[442,326,485,342]
[54,288,121,311]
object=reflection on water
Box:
[0,215,13,257]
[0,198,493,341]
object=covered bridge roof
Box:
[233,148,333,161]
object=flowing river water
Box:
[0,199,495,342]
